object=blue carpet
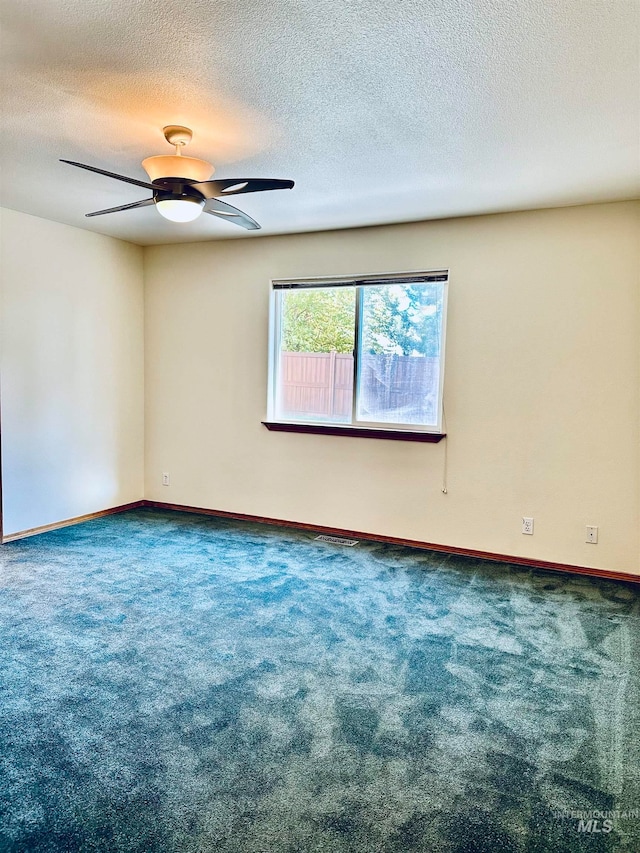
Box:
[0,508,638,852]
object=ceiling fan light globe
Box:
[141,154,214,183]
[155,197,205,222]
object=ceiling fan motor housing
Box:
[154,186,205,205]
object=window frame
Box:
[266,270,449,437]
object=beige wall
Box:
[144,201,640,574]
[0,208,144,535]
[2,202,637,572]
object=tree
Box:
[280,283,443,357]
[281,288,354,353]
[362,284,442,357]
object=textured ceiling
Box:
[1,0,638,245]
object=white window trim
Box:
[267,269,449,436]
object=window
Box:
[267,270,448,437]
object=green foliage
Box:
[281,288,355,353]
[362,284,443,357]
[280,283,443,357]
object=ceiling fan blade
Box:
[204,198,261,230]
[61,159,159,192]
[192,178,294,199]
[85,198,155,217]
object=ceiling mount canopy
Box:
[163,125,194,147]
[61,125,295,229]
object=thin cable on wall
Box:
[441,402,448,494]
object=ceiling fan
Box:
[61,125,294,230]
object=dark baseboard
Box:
[3,498,637,585]
[144,500,640,586]
[1,500,146,543]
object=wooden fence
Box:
[279,351,439,421]
[279,351,353,418]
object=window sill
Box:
[262,421,445,442]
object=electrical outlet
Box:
[586,525,598,544]
[162,472,170,486]
[522,517,534,535]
